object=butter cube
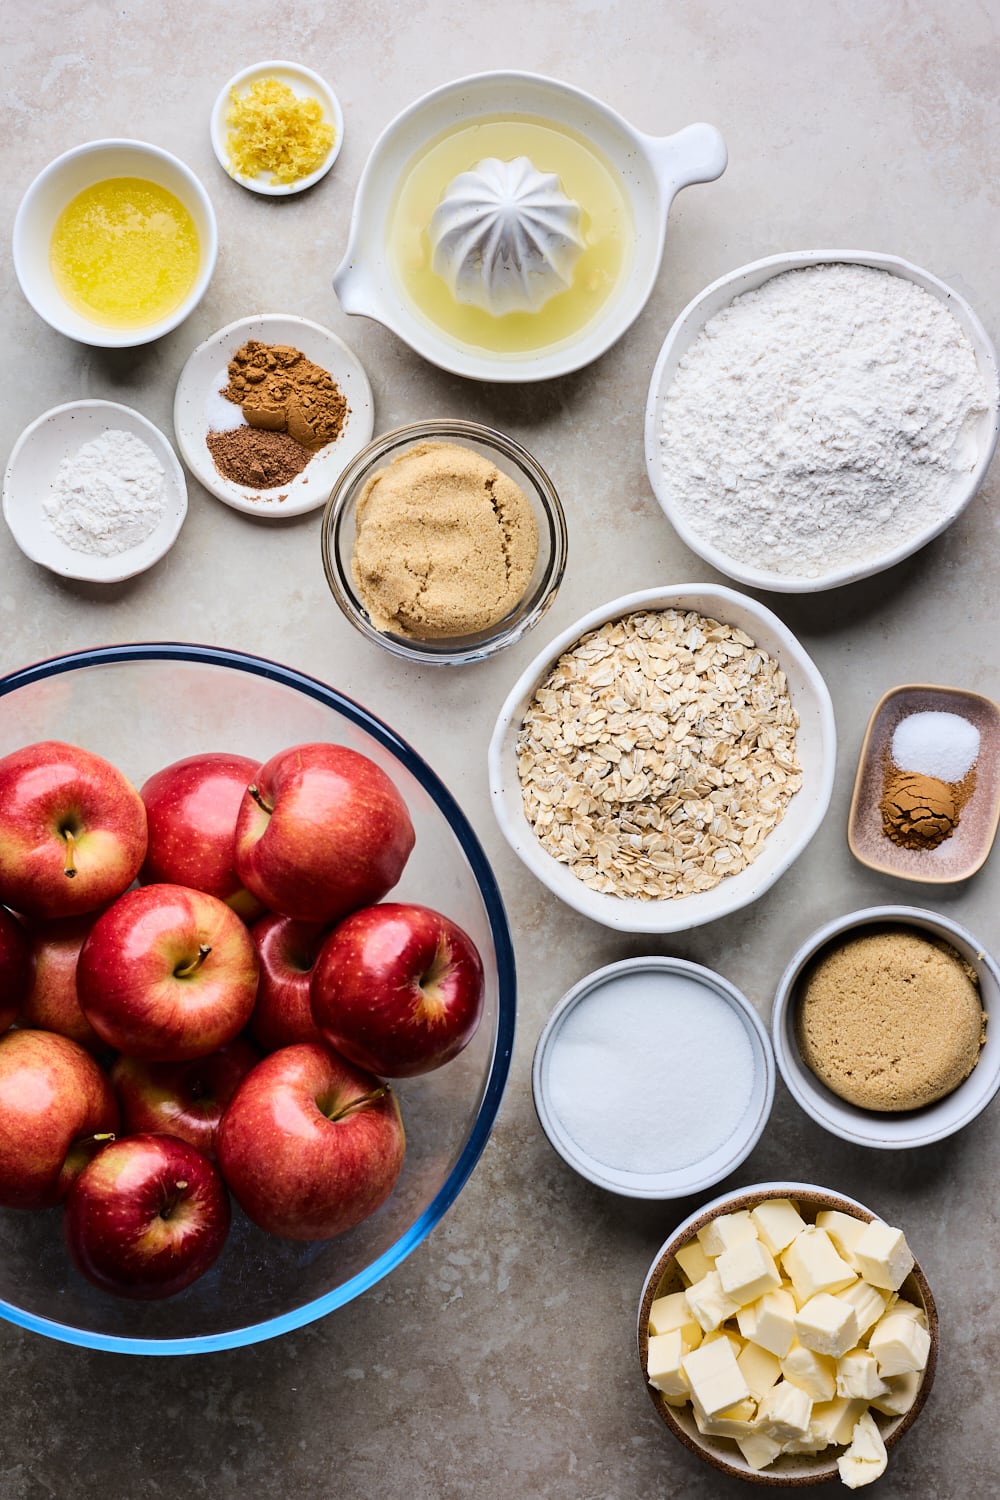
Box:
[885,1297,926,1325]
[648,1290,702,1348]
[646,1330,690,1400]
[755,1379,813,1441]
[869,1310,931,1377]
[851,1221,914,1291]
[685,1270,741,1333]
[870,1369,922,1417]
[780,1424,827,1455]
[691,1394,757,1438]
[716,1237,782,1306]
[781,1340,837,1402]
[702,1327,743,1358]
[794,1292,860,1358]
[698,1209,757,1258]
[815,1209,867,1262]
[837,1411,888,1489]
[682,1335,750,1417]
[675,1238,714,1286]
[743,1287,797,1357]
[736,1430,782,1471]
[836,1348,889,1402]
[810,1396,868,1448]
[839,1279,890,1339]
[750,1198,806,1255]
[737,1340,781,1402]
[782,1227,857,1302]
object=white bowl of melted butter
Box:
[332,70,726,382]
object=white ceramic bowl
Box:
[173,313,374,517]
[210,60,344,196]
[13,139,218,348]
[2,400,188,582]
[772,905,1000,1149]
[644,250,1000,593]
[488,585,836,934]
[333,70,726,382]
[637,1182,937,1486]
[532,957,774,1197]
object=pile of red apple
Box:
[0,738,486,1301]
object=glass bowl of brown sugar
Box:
[321,419,568,665]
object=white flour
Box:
[44,428,166,556]
[658,263,991,579]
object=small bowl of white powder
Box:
[532,955,774,1197]
[644,251,1000,592]
[2,399,188,582]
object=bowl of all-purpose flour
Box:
[644,251,1000,592]
[2,400,187,582]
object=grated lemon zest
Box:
[225,78,335,186]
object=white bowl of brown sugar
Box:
[772,905,1000,1149]
[173,313,374,517]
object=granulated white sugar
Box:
[545,969,757,1174]
[891,711,980,783]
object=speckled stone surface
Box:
[1,2,999,1495]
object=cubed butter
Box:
[837,1411,888,1488]
[755,1379,813,1441]
[815,1209,868,1262]
[782,1226,857,1302]
[736,1430,782,1471]
[702,1327,743,1358]
[750,1198,806,1255]
[697,1209,758,1258]
[885,1297,926,1325]
[781,1340,837,1402]
[794,1292,860,1359]
[682,1335,750,1417]
[685,1270,741,1333]
[737,1340,781,1402]
[646,1330,690,1399]
[810,1396,869,1448]
[675,1238,714,1286]
[839,1279,890,1340]
[836,1348,889,1402]
[870,1369,922,1417]
[716,1237,782,1306]
[691,1394,757,1438]
[851,1221,914,1292]
[648,1289,702,1348]
[869,1311,931,1377]
[744,1287,797,1358]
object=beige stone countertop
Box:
[1,2,998,1495]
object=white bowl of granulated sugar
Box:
[644,250,1000,593]
[3,400,188,583]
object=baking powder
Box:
[44,428,166,556]
[658,264,991,579]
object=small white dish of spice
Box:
[532,956,774,1198]
[210,61,343,196]
[847,683,1000,883]
[173,313,374,517]
[2,399,187,583]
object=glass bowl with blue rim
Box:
[0,643,515,1354]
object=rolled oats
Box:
[515,609,802,900]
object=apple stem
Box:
[174,944,212,979]
[247,782,273,815]
[62,828,78,879]
[160,1180,190,1220]
[327,1086,390,1123]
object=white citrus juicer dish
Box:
[332,70,727,382]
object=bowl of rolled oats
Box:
[487,586,836,933]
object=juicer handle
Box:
[640,122,728,204]
[332,257,379,319]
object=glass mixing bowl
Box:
[0,643,515,1354]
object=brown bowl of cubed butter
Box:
[636,1184,937,1487]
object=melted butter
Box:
[389,117,633,355]
[50,177,200,328]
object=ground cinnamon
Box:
[879,766,967,850]
[222,341,349,451]
[206,426,311,490]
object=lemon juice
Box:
[50,177,200,328]
[389,117,633,355]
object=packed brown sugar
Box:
[795,926,986,1111]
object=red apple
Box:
[21,914,104,1052]
[77,884,259,1061]
[63,1133,231,1299]
[0,1028,119,1208]
[310,903,485,1077]
[110,1037,259,1160]
[139,752,266,922]
[233,742,415,925]
[0,906,31,1032]
[0,740,147,919]
[216,1042,405,1241]
[248,913,328,1052]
